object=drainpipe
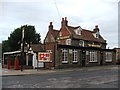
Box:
[54,45,56,69]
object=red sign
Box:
[38,52,50,62]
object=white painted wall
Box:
[32,53,44,69]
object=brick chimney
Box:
[93,25,99,32]
[49,22,53,30]
[61,17,68,28]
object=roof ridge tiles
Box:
[67,25,80,29]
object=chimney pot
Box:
[65,17,67,20]
[49,22,53,30]
[93,25,99,32]
[50,22,52,25]
[95,25,98,29]
[62,18,64,21]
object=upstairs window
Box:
[76,29,81,35]
[66,39,71,45]
[96,31,99,38]
[79,40,84,47]
[93,31,100,38]
[75,27,82,35]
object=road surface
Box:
[2,66,119,88]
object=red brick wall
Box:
[59,27,71,45]
[60,27,70,36]
[44,43,56,68]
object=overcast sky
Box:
[0,0,119,49]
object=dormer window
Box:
[93,31,100,38]
[75,27,82,35]
[93,25,100,38]
[76,30,81,35]
[96,31,99,38]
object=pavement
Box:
[1,65,119,76]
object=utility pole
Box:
[20,27,25,71]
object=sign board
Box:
[58,35,70,40]
[38,52,51,62]
[88,44,101,48]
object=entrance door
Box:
[81,50,86,67]
[28,54,33,66]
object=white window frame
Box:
[96,31,99,38]
[76,29,81,35]
[75,27,82,35]
[73,49,78,63]
[66,39,71,45]
[62,49,68,63]
[89,51,97,62]
[105,52,112,62]
[46,50,52,53]
[79,40,84,47]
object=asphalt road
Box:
[2,67,119,88]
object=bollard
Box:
[7,58,11,69]
[14,56,19,70]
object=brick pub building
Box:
[44,17,116,69]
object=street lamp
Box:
[20,27,25,71]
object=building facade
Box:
[44,22,59,68]
[44,17,116,69]
[3,44,44,69]
[2,17,116,69]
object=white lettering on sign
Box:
[88,44,101,48]
[38,52,51,62]
[58,35,70,40]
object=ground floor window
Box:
[73,49,77,63]
[62,49,68,63]
[105,52,112,62]
[89,51,97,62]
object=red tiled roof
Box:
[30,44,44,52]
[67,26,80,29]
[22,44,43,52]
[67,26,106,43]
[82,29,105,43]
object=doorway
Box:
[100,51,103,66]
[28,54,33,66]
[81,50,86,67]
